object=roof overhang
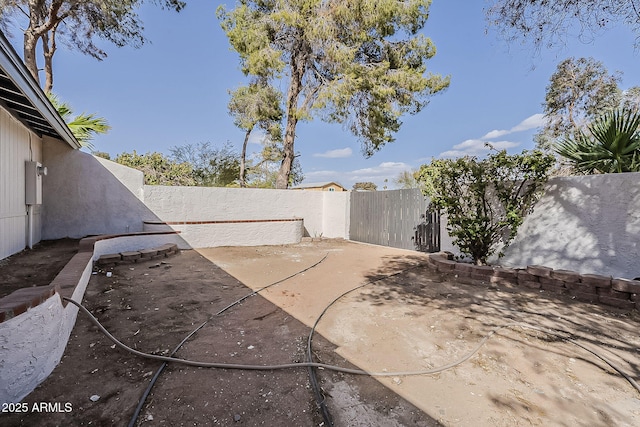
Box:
[0,30,80,149]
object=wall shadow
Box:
[499,174,640,279]
[356,254,640,424]
[42,144,162,239]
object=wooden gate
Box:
[349,188,440,252]
[414,209,441,253]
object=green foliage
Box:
[621,86,640,111]
[115,151,196,186]
[47,93,110,150]
[218,0,449,188]
[114,140,303,188]
[353,182,377,191]
[244,139,305,188]
[92,151,111,160]
[228,82,283,137]
[416,150,555,265]
[228,81,283,186]
[167,139,304,188]
[554,109,640,174]
[393,170,418,189]
[169,142,241,187]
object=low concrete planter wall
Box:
[0,253,93,405]
[92,231,189,254]
[427,253,640,312]
[0,232,182,404]
[143,218,304,248]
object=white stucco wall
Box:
[142,186,350,243]
[498,173,640,279]
[0,254,93,404]
[0,294,68,404]
[94,156,145,201]
[322,191,350,239]
[42,145,159,239]
[38,149,349,248]
[144,221,303,248]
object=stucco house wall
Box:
[497,173,640,279]
[0,28,81,260]
[41,147,159,239]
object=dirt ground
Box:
[0,239,79,298]
[201,241,640,426]
[2,239,640,426]
[2,241,436,427]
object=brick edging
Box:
[0,232,181,324]
[426,253,639,311]
[94,243,179,266]
[143,218,303,225]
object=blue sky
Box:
[10,1,639,189]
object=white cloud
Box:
[452,139,487,150]
[486,140,521,150]
[348,162,411,186]
[511,113,547,132]
[441,113,546,158]
[481,113,547,140]
[482,129,509,139]
[439,139,520,158]
[313,147,353,158]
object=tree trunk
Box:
[42,25,58,93]
[23,0,64,89]
[239,127,252,188]
[276,114,297,189]
[23,30,40,84]
[275,44,306,189]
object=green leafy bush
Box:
[115,151,196,186]
[416,150,555,265]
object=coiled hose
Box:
[66,295,640,387]
[63,261,640,426]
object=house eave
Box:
[0,31,81,149]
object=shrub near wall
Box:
[427,253,639,312]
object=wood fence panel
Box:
[349,189,430,251]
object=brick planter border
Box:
[428,253,639,312]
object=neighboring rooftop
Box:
[291,181,347,191]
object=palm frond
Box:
[46,92,110,150]
[554,108,640,173]
[66,113,111,150]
